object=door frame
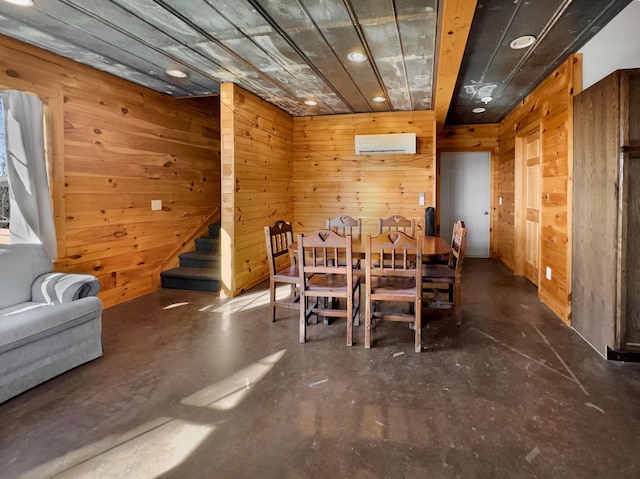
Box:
[437,149,494,255]
[514,121,542,281]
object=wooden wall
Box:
[0,35,221,308]
[437,124,500,151]
[495,54,582,323]
[293,111,436,236]
[220,83,293,296]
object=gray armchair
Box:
[0,244,103,403]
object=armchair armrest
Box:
[31,272,101,305]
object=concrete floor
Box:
[1,259,639,478]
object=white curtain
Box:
[0,90,56,259]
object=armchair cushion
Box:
[0,297,102,355]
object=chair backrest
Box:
[264,220,294,276]
[297,229,353,278]
[449,220,468,276]
[326,215,362,239]
[379,215,415,237]
[366,231,422,281]
[0,244,53,309]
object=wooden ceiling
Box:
[0,0,632,126]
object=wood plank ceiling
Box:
[0,0,632,125]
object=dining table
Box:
[290,234,452,263]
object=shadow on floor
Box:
[1,259,639,478]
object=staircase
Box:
[160,223,221,293]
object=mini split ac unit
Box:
[354,133,416,155]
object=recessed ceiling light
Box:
[3,0,34,6]
[372,96,386,103]
[472,107,486,113]
[304,100,318,106]
[510,35,536,50]
[347,51,367,62]
[480,96,493,104]
[165,67,188,78]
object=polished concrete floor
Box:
[1,259,639,478]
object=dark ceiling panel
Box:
[298,0,382,112]
[254,0,373,113]
[16,0,217,95]
[395,0,437,111]
[0,0,634,122]
[448,0,633,125]
[165,0,347,113]
[0,9,192,96]
[351,0,412,110]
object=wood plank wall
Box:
[495,54,582,323]
[0,35,221,308]
[220,83,293,296]
[437,124,499,252]
[293,111,436,236]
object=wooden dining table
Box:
[290,235,452,263]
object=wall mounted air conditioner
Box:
[354,133,416,155]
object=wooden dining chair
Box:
[327,215,363,271]
[264,220,301,322]
[421,220,468,325]
[379,215,416,237]
[297,229,360,346]
[365,231,423,352]
[326,215,362,239]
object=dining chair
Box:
[297,229,360,346]
[327,215,363,272]
[264,220,301,322]
[421,220,468,325]
[379,215,416,237]
[326,215,362,240]
[365,231,423,352]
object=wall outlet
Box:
[419,192,425,206]
[151,199,162,211]
[546,266,552,280]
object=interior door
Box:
[524,131,541,285]
[440,152,490,257]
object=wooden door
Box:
[623,152,640,351]
[572,71,621,357]
[524,131,540,285]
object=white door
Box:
[440,152,491,257]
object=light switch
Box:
[419,192,425,206]
[151,200,162,211]
[546,267,552,280]
[499,196,503,205]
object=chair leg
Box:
[353,283,360,327]
[346,293,353,347]
[454,282,462,326]
[269,281,276,322]
[415,297,422,353]
[299,294,307,343]
[365,290,372,349]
